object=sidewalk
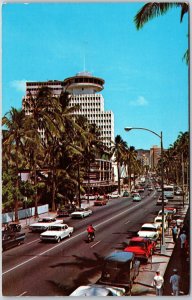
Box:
[132,204,189,296]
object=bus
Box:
[164,185,174,199]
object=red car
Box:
[124,237,156,263]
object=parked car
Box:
[123,191,130,197]
[124,237,156,263]
[148,186,153,191]
[70,208,93,219]
[164,207,177,214]
[69,284,125,296]
[154,216,168,230]
[131,190,138,195]
[2,232,25,251]
[2,222,21,233]
[175,189,184,196]
[156,195,168,205]
[137,187,145,193]
[94,198,108,206]
[132,193,142,202]
[29,217,63,232]
[84,194,96,200]
[40,224,73,242]
[56,205,76,218]
[158,208,176,220]
[98,251,140,295]
[137,223,159,241]
[108,191,120,199]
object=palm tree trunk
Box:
[34,167,38,218]
[15,144,19,222]
[117,162,121,195]
[15,176,19,222]
[51,169,56,211]
[78,162,81,208]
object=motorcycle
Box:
[87,232,95,243]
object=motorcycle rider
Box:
[87,224,96,240]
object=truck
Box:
[2,232,26,251]
[97,251,140,295]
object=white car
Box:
[108,191,120,199]
[154,216,168,230]
[137,223,159,241]
[69,284,125,296]
[156,196,168,205]
[40,224,73,243]
[70,208,93,219]
[29,217,63,232]
[84,194,96,200]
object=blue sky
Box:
[2,2,189,149]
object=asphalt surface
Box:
[2,191,190,297]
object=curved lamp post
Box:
[124,127,166,254]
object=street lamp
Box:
[124,127,166,254]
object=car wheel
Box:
[68,232,71,238]
[57,237,61,243]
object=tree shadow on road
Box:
[48,252,104,295]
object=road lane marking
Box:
[26,239,40,245]
[2,202,142,275]
[19,291,27,296]
[90,241,101,248]
[124,221,130,224]
[2,256,38,275]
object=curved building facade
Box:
[64,72,114,149]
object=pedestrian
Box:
[153,271,164,296]
[179,231,187,249]
[170,269,181,296]
[171,224,178,243]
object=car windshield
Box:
[140,227,156,232]
[129,241,145,247]
[49,226,63,231]
[101,262,130,284]
[38,218,53,223]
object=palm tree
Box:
[111,135,128,195]
[23,86,63,216]
[134,2,189,64]
[2,108,27,221]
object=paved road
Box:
[3,189,160,296]
[2,189,189,296]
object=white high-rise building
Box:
[63,72,114,148]
[23,72,114,148]
[22,73,116,191]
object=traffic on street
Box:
[2,177,189,296]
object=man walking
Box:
[171,225,178,243]
[153,271,164,296]
[170,269,181,296]
[179,231,187,250]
